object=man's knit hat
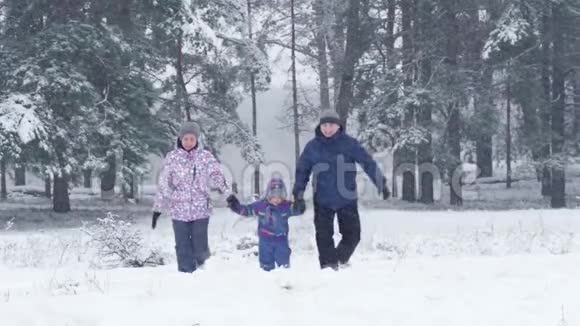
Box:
[265,178,288,199]
[319,110,341,126]
[179,121,201,139]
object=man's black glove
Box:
[152,212,161,229]
[381,179,391,200]
[226,194,240,211]
[383,186,391,200]
[292,193,306,214]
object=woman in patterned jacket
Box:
[152,121,229,273]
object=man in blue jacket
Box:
[292,110,390,270]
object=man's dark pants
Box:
[313,200,361,269]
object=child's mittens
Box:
[226,194,240,212]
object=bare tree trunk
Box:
[314,0,331,111]
[53,173,70,213]
[335,0,362,127]
[443,0,462,206]
[476,4,494,179]
[476,138,493,177]
[506,63,512,189]
[0,158,6,200]
[247,0,260,195]
[83,168,92,189]
[550,3,566,208]
[123,173,135,200]
[251,74,260,195]
[327,2,346,106]
[45,175,52,198]
[14,163,25,186]
[400,0,416,202]
[418,0,434,204]
[101,155,116,201]
[540,7,552,197]
[386,0,398,198]
[391,149,399,198]
[386,0,396,70]
[448,107,463,206]
[574,71,580,146]
[176,34,192,121]
[291,0,301,164]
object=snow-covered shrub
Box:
[81,213,165,268]
[375,240,407,260]
[0,236,51,268]
[0,231,90,268]
[48,275,80,296]
[236,235,258,251]
[4,217,15,231]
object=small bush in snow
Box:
[236,235,258,251]
[49,276,80,296]
[4,217,15,231]
[81,213,165,268]
[375,241,407,260]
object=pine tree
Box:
[151,0,264,164]
[417,0,435,204]
[550,1,566,208]
[399,0,416,202]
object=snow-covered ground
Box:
[1,208,580,326]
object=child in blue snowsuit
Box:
[226,178,306,271]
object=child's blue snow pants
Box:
[258,235,291,271]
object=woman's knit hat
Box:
[179,121,201,139]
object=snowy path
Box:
[1,208,579,325]
[1,253,578,326]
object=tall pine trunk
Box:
[418,0,434,204]
[0,158,6,200]
[448,107,463,206]
[291,0,301,164]
[475,58,493,179]
[443,0,462,206]
[327,3,346,106]
[476,0,498,179]
[247,0,260,195]
[45,175,52,198]
[540,8,552,197]
[83,168,92,188]
[100,155,116,201]
[506,64,512,188]
[14,163,25,186]
[400,0,416,202]
[335,0,362,127]
[250,75,260,195]
[391,150,399,198]
[53,173,70,213]
[176,34,191,121]
[386,0,398,198]
[123,174,135,200]
[476,138,493,177]
[550,3,566,208]
[314,0,331,111]
[574,72,580,147]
